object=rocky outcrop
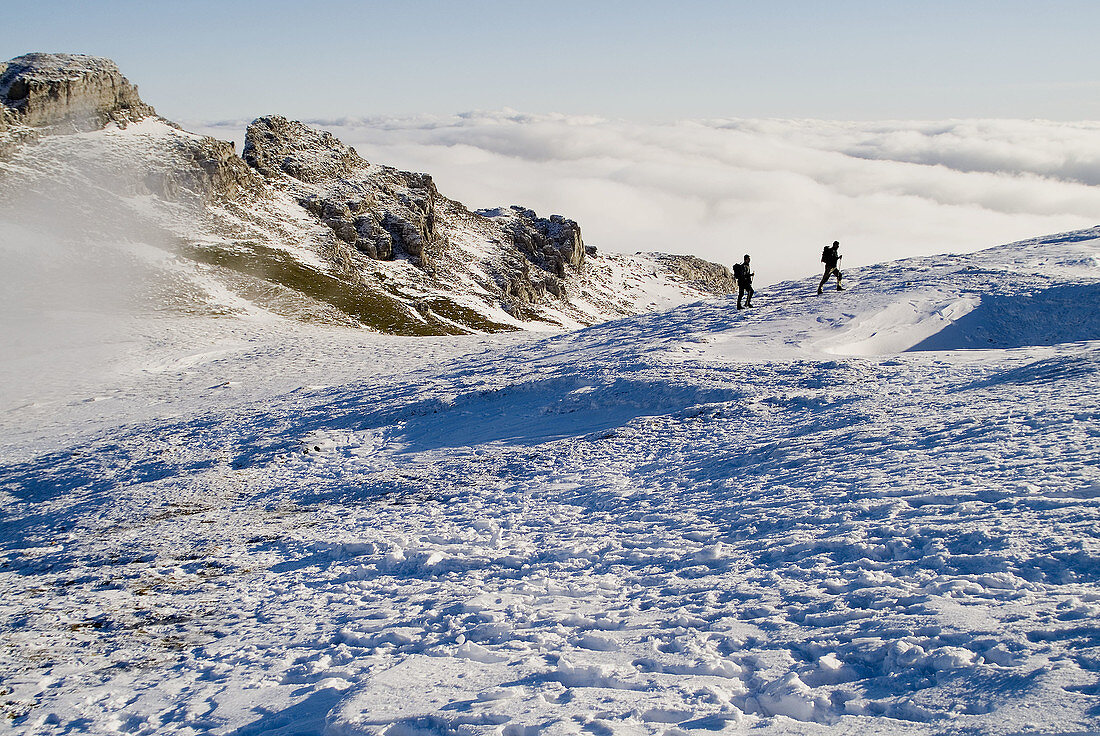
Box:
[238,118,602,313]
[0,52,258,201]
[141,136,262,202]
[238,117,592,286]
[184,137,262,201]
[657,255,738,292]
[499,258,566,306]
[243,115,361,183]
[243,115,442,267]
[0,106,38,159]
[0,53,155,131]
[482,206,585,278]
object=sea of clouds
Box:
[195,114,1100,284]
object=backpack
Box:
[733,262,746,279]
[821,247,830,264]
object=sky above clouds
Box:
[6,0,1100,122]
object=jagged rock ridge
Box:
[243,115,441,266]
[0,53,737,335]
[240,115,588,280]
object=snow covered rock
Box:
[0,52,155,132]
[147,134,263,202]
[244,114,443,267]
[242,117,589,298]
[0,105,36,159]
[655,253,738,293]
[481,205,586,276]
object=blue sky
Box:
[6,0,1100,122]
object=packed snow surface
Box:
[2,229,1100,735]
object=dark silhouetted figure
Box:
[733,254,754,310]
[818,241,845,294]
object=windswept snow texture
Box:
[2,230,1100,735]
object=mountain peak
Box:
[243,115,366,183]
[0,52,156,131]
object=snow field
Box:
[2,231,1100,735]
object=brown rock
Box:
[0,53,156,131]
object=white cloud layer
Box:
[197,114,1100,285]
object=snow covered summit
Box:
[0,52,155,132]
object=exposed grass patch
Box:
[421,297,518,334]
[176,241,484,335]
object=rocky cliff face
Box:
[243,115,442,267]
[0,53,156,131]
[238,115,595,313]
[481,206,585,277]
[0,52,737,335]
[0,105,32,159]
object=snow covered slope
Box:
[2,227,1098,734]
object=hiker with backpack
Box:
[818,241,845,294]
[733,254,754,310]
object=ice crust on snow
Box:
[0,229,1099,734]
